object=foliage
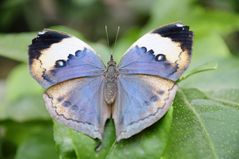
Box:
[0,0,239,159]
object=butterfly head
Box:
[107,54,117,66]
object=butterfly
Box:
[29,23,193,141]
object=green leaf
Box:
[53,123,77,159]
[180,32,239,90]
[1,121,51,146]
[180,56,239,90]
[149,0,194,27]
[178,62,218,83]
[6,64,42,101]
[0,64,49,121]
[147,0,239,35]
[162,88,239,159]
[0,96,49,122]
[15,126,58,159]
[53,107,173,159]
[0,121,56,159]
[208,89,239,105]
[0,32,34,62]
[189,9,239,36]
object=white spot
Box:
[156,54,165,61]
[56,60,65,67]
[39,36,96,70]
[38,31,46,35]
[176,23,184,27]
[126,33,182,63]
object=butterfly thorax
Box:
[104,55,118,105]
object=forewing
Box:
[29,30,105,88]
[118,23,193,81]
[113,75,177,141]
[43,76,110,140]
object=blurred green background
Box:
[0,0,239,159]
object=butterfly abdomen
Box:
[104,57,118,105]
[104,81,117,104]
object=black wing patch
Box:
[29,30,70,64]
[152,23,193,52]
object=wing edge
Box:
[115,84,178,141]
[43,93,103,140]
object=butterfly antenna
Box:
[112,26,120,56]
[105,25,111,55]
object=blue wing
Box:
[29,30,105,88]
[114,23,193,140]
[29,30,109,139]
[113,74,177,141]
[43,76,110,140]
[118,23,193,81]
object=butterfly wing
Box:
[29,30,105,88]
[114,23,193,141]
[43,77,110,139]
[118,23,193,81]
[113,75,177,141]
[29,30,109,139]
